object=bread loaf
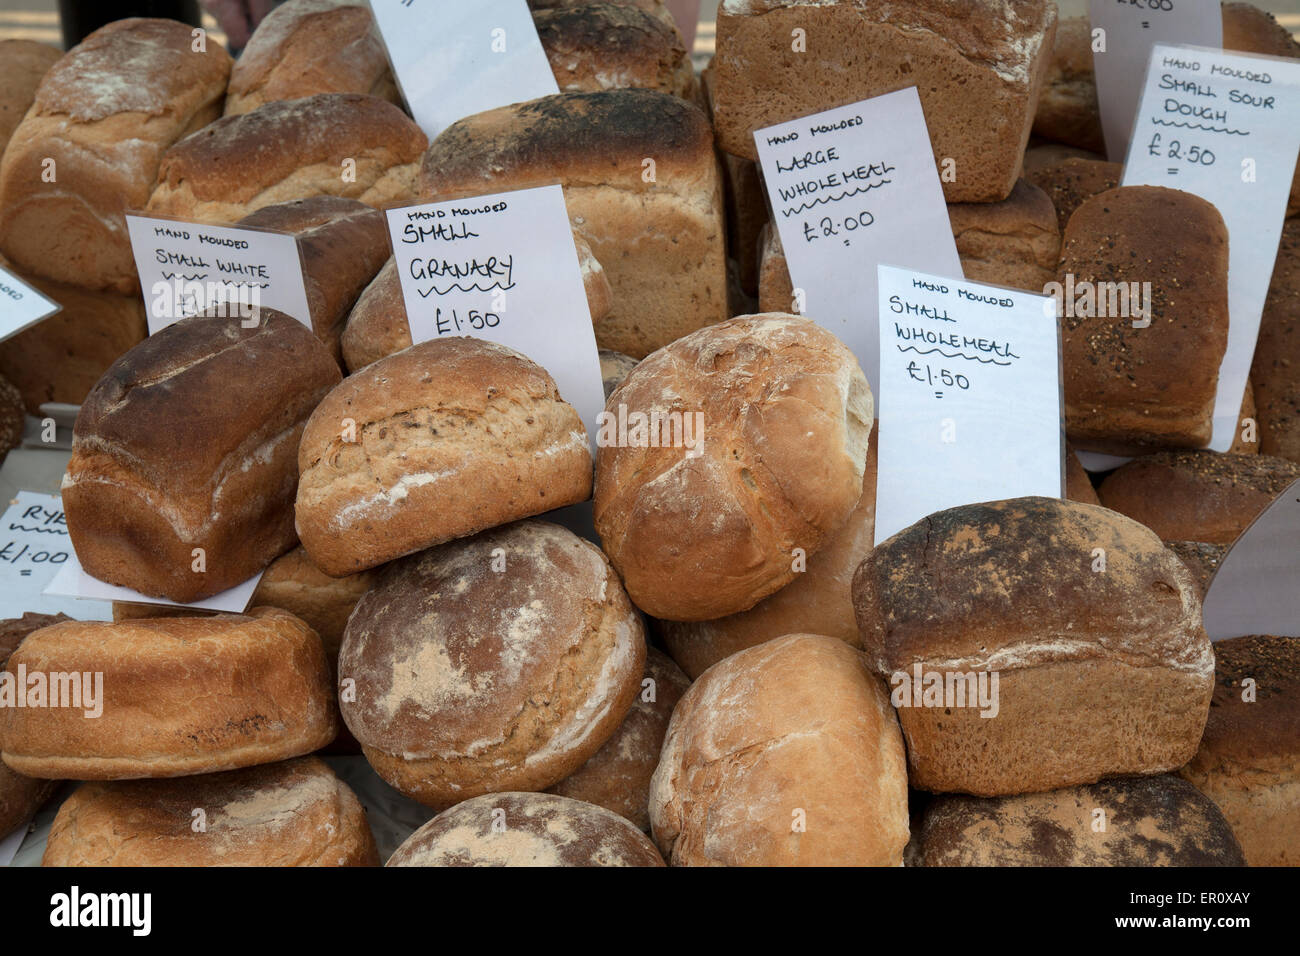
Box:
[1022,142,1105,174]
[419,89,726,358]
[0,39,60,158]
[387,792,664,867]
[1252,219,1300,463]
[535,2,695,98]
[339,234,613,373]
[853,497,1215,796]
[1180,635,1299,866]
[946,179,1060,293]
[1166,541,1228,599]
[1030,17,1104,153]
[1097,451,1300,545]
[249,547,373,671]
[1025,157,1122,234]
[224,0,399,116]
[339,521,644,809]
[0,19,232,293]
[710,0,1057,203]
[0,613,67,840]
[908,776,1245,866]
[649,634,909,866]
[295,338,592,576]
[0,375,22,463]
[63,309,341,601]
[0,609,337,779]
[42,757,378,866]
[1057,186,1230,455]
[147,93,427,224]
[594,314,873,621]
[598,349,638,399]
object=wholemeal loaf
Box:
[547,647,689,831]
[42,757,378,866]
[0,19,232,293]
[1252,219,1300,463]
[63,309,341,601]
[0,609,337,779]
[1167,541,1228,599]
[339,521,644,809]
[649,634,909,866]
[535,2,695,98]
[295,338,592,576]
[238,197,389,363]
[1025,157,1122,234]
[1180,635,1299,866]
[710,0,1057,203]
[0,39,60,158]
[594,314,873,621]
[853,497,1215,796]
[1057,186,1230,455]
[339,235,613,373]
[908,776,1245,866]
[387,792,664,867]
[419,89,726,358]
[224,0,399,116]
[946,179,1060,293]
[0,613,67,839]
[146,93,427,224]
[1097,451,1300,545]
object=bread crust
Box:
[946,178,1061,292]
[0,39,60,157]
[535,3,695,98]
[1025,156,1121,233]
[1253,219,1300,462]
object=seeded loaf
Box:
[0,19,232,293]
[1252,219,1300,463]
[535,2,696,98]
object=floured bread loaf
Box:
[908,776,1245,866]
[0,609,337,779]
[42,757,378,866]
[535,2,696,98]
[547,647,689,830]
[339,234,613,373]
[388,792,664,867]
[0,19,232,292]
[147,93,427,224]
[295,338,593,576]
[853,497,1215,796]
[339,521,644,809]
[63,309,341,602]
[224,0,399,116]
[595,314,872,621]
[649,634,909,866]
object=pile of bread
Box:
[0,0,1295,867]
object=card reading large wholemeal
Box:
[874,265,1063,545]
[370,0,559,139]
[753,88,962,391]
[1124,44,1300,452]
[0,263,59,343]
[385,184,605,447]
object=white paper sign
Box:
[874,265,1064,544]
[753,88,963,392]
[0,264,60,345]
[1123,44,1300,453]
[1202,476,1300,640]
[370,0,560,139]
[44,553,262,615]
[125,214,313,334]
[0,492,109,621]
[1089,0,1222,160]
[385,184,605,446]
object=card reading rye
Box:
[125,214,312,335]
[874,265,1063,545]
[385,184,605,447]
[1088,0,1223,160]
[753,88,962,392]
[0,492,108,621]
[1123,44,1300,453]
[370,0,559,139]
[0,263,59,344]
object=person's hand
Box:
[200,0,276,49]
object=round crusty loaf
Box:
[907,775,1245,867]
[0,613,67,839]
[649,634,909,866]
[1180,635,1300,866]
[296,337,593,576]
[387,792,664,867]
[339,520,644,809]
[42,757,379,866]
[0,608,337,779]
[595,314,873,621]
[1097,451,1300,545]
[535,3,695,98]
[546,647,689,831]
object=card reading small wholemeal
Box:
[874,265,1064,545]
[753,88,963,392]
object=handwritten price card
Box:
[370,0,559,139]
[1089,0,1222,159]
[0,492,109,621]
[384,184,605,446]
[125,215,312,334]
[1123,44,1300,452]
[753,88,962,391]
[874,265,1063,544]
[0,262,59,344]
